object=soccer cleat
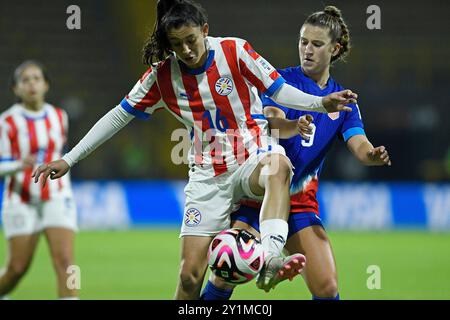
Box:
[256,253,306,292]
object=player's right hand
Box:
[32,159,70,187]
[322,89,357,113]
[297,114,314,140]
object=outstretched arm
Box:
[271,83,357,113]
[33,105,135,185]
[346,134,391,166]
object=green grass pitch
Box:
[1,229,450,300]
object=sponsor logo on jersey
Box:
[256,56,275,75]
[185,208,202,227]
[215,77,234,96]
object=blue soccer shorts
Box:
[230,205,324,239]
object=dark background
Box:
[0,0,448,181]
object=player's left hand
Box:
[367,146,391,166]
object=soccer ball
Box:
[207,228,265,284]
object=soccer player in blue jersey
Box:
[201,5,391,300]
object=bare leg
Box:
[44,228,77,298]
[285,225,339,298]
[0,233,40,295]
[247,154,305,291]
[248,153,291,223]
[174,235,213,300]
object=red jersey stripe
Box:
[181,72,228,174]
[135,82,161,112]
[8,177,15,199]
[5,116,20,159]
[21,119,39,202]
[239,59,267,94]
[157,61,182,118]
[181,72,206,166]
[5,116,20,199]
[221,40,262,148]
[289,179,319,214]
[243,42,260,60]
[41,116,55,200]
[240,179,320,215]
[54,108,65,191]
[206,63,249,165]
[54,108,66,144]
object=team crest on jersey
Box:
[215,77,234,96]
[185,208,202,227]
[327,112,340,120]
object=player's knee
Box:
[52,252,73,274]
[178,261,203,292]
[312,278,339,298]
[261,154,291,185]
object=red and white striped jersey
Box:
[120,36,286,177]
[0,103,73,205]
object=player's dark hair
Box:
[142,0,208,65]
[11,60,50,102]
[11,60,50,88]
[303,5,351,63]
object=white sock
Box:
[260,219,288,258]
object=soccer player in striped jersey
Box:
[0,61,78,299]
[33,0,358,299]
[202,6,391,300]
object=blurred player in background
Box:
[202,6,391,300]
[0,61,78,299]
[33,0,358,299]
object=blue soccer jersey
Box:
[242,66,365,214]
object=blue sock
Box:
[313,293,340,300]
[199,280,234,300]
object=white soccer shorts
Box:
[180,143,293,237]
[1,196,78,239]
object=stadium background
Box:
[0,0,449,299]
